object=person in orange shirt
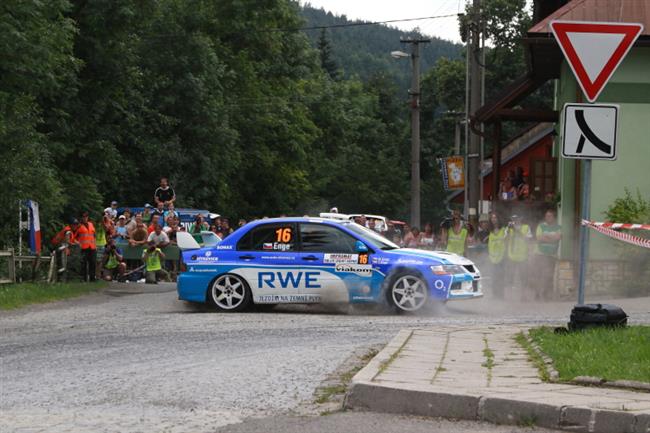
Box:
[148,214,161,235]
[75,211,97,282]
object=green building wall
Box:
[555,47,650,261]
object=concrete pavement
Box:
[346,326,650,433]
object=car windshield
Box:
[343,222,400,250]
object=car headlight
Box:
[431,264,466,275]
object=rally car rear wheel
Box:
[388,273,428,312]
[209,274,251,312]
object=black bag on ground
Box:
[568,303,627,331]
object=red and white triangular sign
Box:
[550,21,643,102]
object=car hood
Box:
[392,248,474,266]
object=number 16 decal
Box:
[275,227,292,243]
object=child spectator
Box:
[153,202,165,221]
[164,203,178,226]
[114,215,128,239]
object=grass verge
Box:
[528,326,650,383]
[0,281,108,310]
[515,332,551,382]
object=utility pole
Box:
[467,0,482,225]
[401,37,430,229]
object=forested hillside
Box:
[300,5,461,90]
[0,0,535,250]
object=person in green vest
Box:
[445,210,469,257]
[142,241,170,284]
[487,213,508,299]
[506,214,532,294]
[102,239,126,281]
[533,209,562,300]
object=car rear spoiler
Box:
[176,231,201,250]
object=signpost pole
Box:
[577,159,591,304]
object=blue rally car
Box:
[176,217,482,313]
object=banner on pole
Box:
[438,156,465,190]
[24,200,42,254]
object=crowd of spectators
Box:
[52,176,562,298]
[498,166,531,201]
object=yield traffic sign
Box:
[550,21,643,102]
[562,103,618,160]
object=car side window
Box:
[237,223,296,252]
[299,223,357,253]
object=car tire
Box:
[386,271,429,313]
[208,273,252,312]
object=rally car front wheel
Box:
[387,273,428,312]
[208,274,251,312]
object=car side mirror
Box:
[355,241,369,253]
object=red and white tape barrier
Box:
[589,222,650,230]
[582,220,650,249]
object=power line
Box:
[259,13,460,33]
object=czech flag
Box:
[25,200,42,254]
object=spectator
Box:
[75,211,97,282]
[102,239,126,281]
[114,215,128,239]
[487,213,507,299]
[154,177,176,207]
[499,177,517,201]
[128,216,149,247]
[329,207,339,213]
[445,210,469,256]
[403,227,420,248]
[142,204,153,224]
[221,218,233,235]
[367,219,380,233]
[148,224,170,248]
[148,214,161,234]
[210,224,223,240]
[164,216,181,244]
[512,166,524,188]
[142,241,170,283]
[51,218,80,256]
[127,213,142,236]
[189,215,208,234]
[419,223,436,249]
[476,215,490,245]
[506,214,533,296]
[517,173,530,200]
[164,203,178,226]
[532,209,562,300]
[238,219,247,228]
[124,209,136,232]
[153,201,165,220]
[108,201,118,219]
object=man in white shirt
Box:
[147,224,170,248]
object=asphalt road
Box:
[1,283,649,433]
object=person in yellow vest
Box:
[506,214,532,294]
[487,213,508,299]
[445,210,469,256]
[102,239,126,281]
[533,209,562,300]
[75,211,97,282]
[142,241,170,284]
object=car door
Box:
[298,222,374,303]
[235,222,308,303]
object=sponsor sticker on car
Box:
[323,253,358,264]
[335,264,372,276]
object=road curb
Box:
[346,380,650,432]
[345,329,650,432]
